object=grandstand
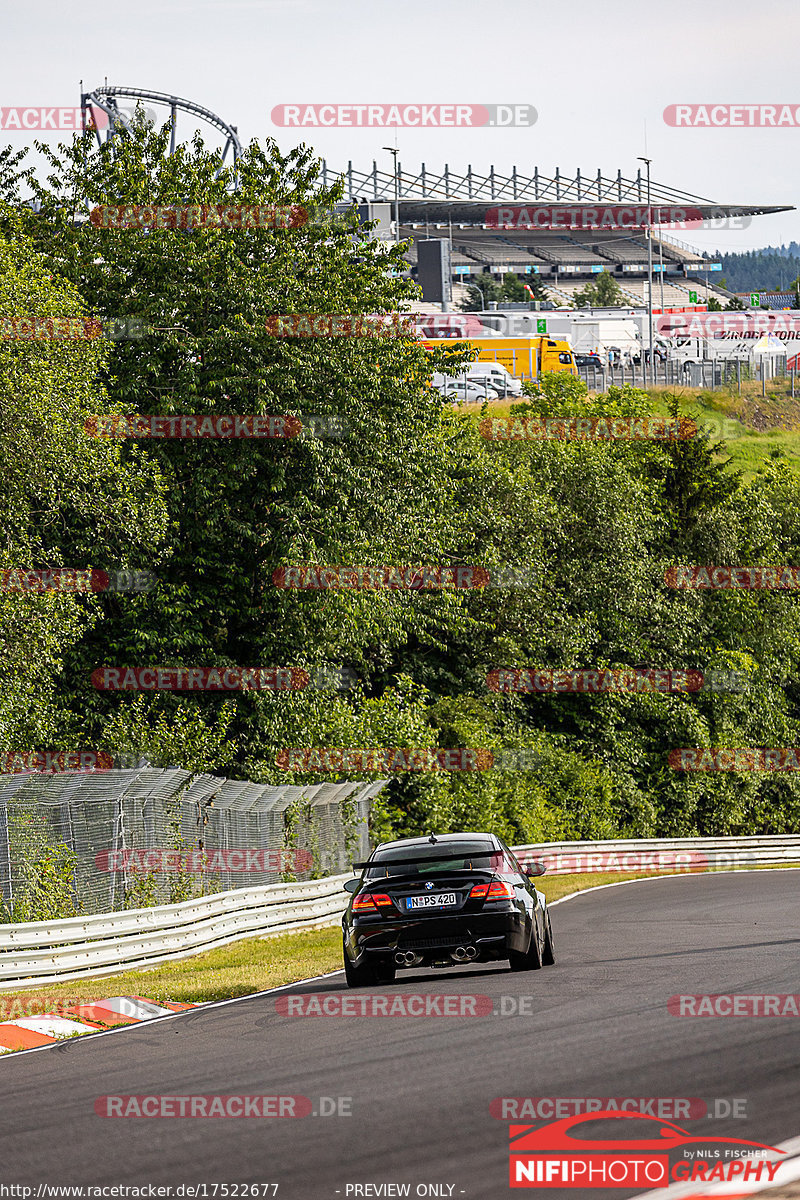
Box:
[326,160,793,311]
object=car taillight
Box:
[470,880,515,901]
[352,892,393,911]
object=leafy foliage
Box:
[1,124,799,870]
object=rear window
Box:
[365,840,503,879]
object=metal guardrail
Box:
[0,874,351,990]
[1,835,797,990]
[514,834,800,871]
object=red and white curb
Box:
[0,996,197,1052]
[629,1134,800,1198]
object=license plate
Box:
[405,892,458,909]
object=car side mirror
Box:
[523,860,547,877]
[343,878,361,893]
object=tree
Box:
[459,273,503,311]
[9,121,483,779]
[500,273,527,301]
[572,270,625,308]
[0,221,168,753]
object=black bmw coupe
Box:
[341,831,555,987]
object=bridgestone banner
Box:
[658,313,800,338]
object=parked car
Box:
[342,831,555,987]
[431,373,499,402]
[466,363,524,397]
[575,353,604,370]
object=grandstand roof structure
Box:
[321,160,792,225]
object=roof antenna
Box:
[428,833,438,843]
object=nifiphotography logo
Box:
[507,1111,783,1188]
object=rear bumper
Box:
[345,907,527,965]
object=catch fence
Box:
[0,767,384,918]
[577,355,793,393]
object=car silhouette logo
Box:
[509,1111,782,1154]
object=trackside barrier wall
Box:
[513,834,800,871]
[0,834,797,989]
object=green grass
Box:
[0,926,345,1011]
[644,384,800,479]
[459,384,800,480]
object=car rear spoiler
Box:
[351,849,500,870]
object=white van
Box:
[465,363,523,397]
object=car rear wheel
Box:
[374,959,396,984]
[509,919,543,971]
[542,912,555,965]
[343,939,396,988]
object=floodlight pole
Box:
[383,146,400,247]
[638,156,654,386]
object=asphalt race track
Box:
[1,871,798,1199]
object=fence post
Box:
[0,800,11,910]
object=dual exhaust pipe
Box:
[393,945,478,966]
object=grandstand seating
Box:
[398,220,730,307]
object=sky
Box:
[3,0,799,255]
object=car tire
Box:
[343,938,395,988]
[542,911,555,966]
[509,919,543,971]
[343,940,381,988]
[374,960,397,984]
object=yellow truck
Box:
[423,335,577,380]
